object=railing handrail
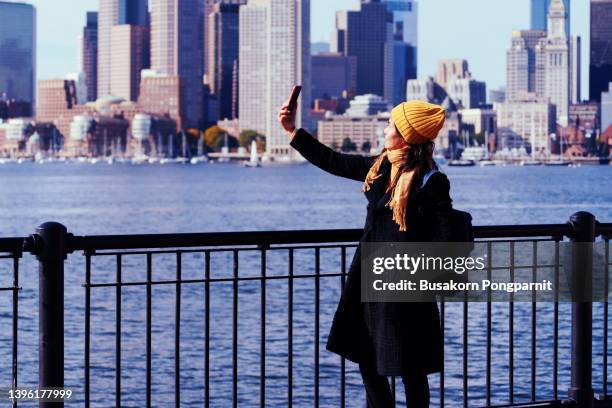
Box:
[0,222,610,254]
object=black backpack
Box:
[419,169,474,246]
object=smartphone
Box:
[288,85,302,113]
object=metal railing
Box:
[1,211,611,407]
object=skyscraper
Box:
[82,12,98,102]
[590,0,612,103]
[543,0,570,124]
[98,0,149,98]
[506,30,546,101]
[436,59,469,91]
[110,25,150,101]
[203,0,247,97]
[239,0,310,158]
[0,1,36,106]
[207,3,241,120]
[382,0,418,103]
[151,0,204,129]
[531,0,570,36]
[333,1,394,103]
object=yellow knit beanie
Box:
[391,100,446,145]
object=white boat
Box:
[479,160,496,167]
[89,157,99,164]
[545,160,571,166]
[148,157,160,164]
[244,140,261,167]
[447,159,475,167]
[131,155,148,165]
[190,156,208,165]
[107,157,115,165]
[519,160,542,166]
[175,157,189,164]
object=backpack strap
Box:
[420,168,439,189]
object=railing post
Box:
[568,211,596,408]
[27,222,69,408]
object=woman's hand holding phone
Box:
[278,85,301,136]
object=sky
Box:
[23,0,591,99]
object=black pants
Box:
[359,361,430,408]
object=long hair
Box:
[384,141,438,194]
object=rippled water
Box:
[0,162,611,407]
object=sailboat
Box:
[244,140,261,167]
[545,131,571,166]
[520,123,542,165]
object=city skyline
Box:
[18,0,591,98]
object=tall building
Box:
[531,0,570,36]
[98,0,148,98]
[239,0,310,158]
[382,0,418,103]
[590,0,612,103]
[82,12,98,102]
[0,2,36,106]
[543,0,570,125]
[496,94,557,153]
[333,1,394,104]
[391,41,416,104]
[436,59,469,91]
[207,2,241,120]
[311,53,356,100]
[602,83,612,133]
[569,35,581,104]
[446,76,487,109]
[203,0,247,90]
[345,94,391,118]
[151,0,204,129]
[406,77,446,104]
[110,25,150,101]
[506,30,546,101]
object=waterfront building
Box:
[590,0,612,102]
[446,76,486,109]
[391,41,417,104]
[333,1,394,104]
[82,12,98,102]
[602,83,612,133]
[239,0,310,159]
[406,77,446,104]
[317,113,389,153]
[460,108,497,138]
[98,0,148,98]
[496,94,556,153]
[531,0,570,36]
[506,30,546,101]
[150,0,203,129]
[110,24,150,101]
[207,3,241,120]
[436,59,469,92]
[137,72,183,130]
[0,2,35,107]
[311,53,357,101]
[345,94,391,118]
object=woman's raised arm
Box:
[278,100,376,182]
[289,128,376,182]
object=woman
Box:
[278,99,453,408]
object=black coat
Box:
[289,128,454,376]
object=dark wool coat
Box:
[290,128,454,377]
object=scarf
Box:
[361,145,417,231]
